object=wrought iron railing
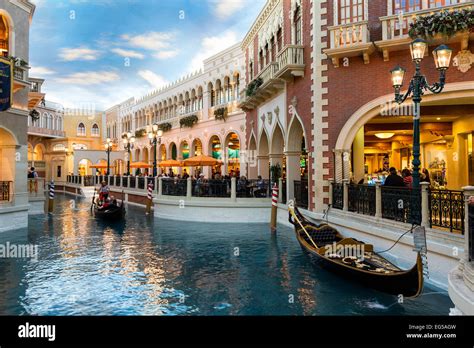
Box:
[348,184,375,216]
[332,182,343,210]
[122,176,129,188]
[0,181,12,202]
[294,180,309,210]
[192,179,230,198]
[163,179,187,196]
[83,175,94,187]
[381,186,421,225]
[129,176,136,188]
[138,177,145,189]
[109,176,115,186]
[246,179,271,198]
[430,189,465,234]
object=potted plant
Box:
[179,114,198,128]
[158,122,172,132]
[135,128,146,138]
[245,77,263,97]
[270,163,282,185]
[29,109,40,123]
[214,107,228,121]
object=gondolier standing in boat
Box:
[98,181,110,202]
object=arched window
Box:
[77,122,86,136]
[0,15,9,58]
[294,5,302,45]
[91,123,100,136]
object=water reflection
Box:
[0,194,453,316]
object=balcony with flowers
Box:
[376,1,474,61]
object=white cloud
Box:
[29,66,56,76]
[189,30,239,72]
[138,70,169,88]
[58,46,101,61]
[55,71,120,85]
[210,0,247,19]
[153,50,179,60]
[111,48,145,59]
[121,32,175,51]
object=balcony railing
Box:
[0,181,12,202]
[329,21,370,49]
[28,126,65,138]
[348,184,375,216]
[381,2,473,41]
[14,66,28,81]
[294,180,309,210]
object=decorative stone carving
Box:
[240,124,245,132]
[453,50,474,73]
[267,112,273,125]
[274,106,280,117]
[260,114,266,124]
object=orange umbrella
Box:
[183,154,222,167]
[159,159,183,167]
[130,161,153,168]
[90,163,108,169]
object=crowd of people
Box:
[382,167,431,188]
[160,169,269,198]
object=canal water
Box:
[0,194,453,315]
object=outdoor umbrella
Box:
[183,154,222,167]
[90,163,108,169]
[130,161,152,168]
[159,159,183,167]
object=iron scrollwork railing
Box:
[163,179,187,196]
[294,180,309,209]
[348,184,375,216]
[332,182,343,210]
[0,181,12,201]
[430,189,464,234]
[381,186,421,225]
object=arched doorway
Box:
[0,128,16,190]
[257,130,269,179]
[225,132,240,176]
[78,159,92,176]
[248,134,257,179]
[209,135,222,176]
[286,116,308,208]
[270,124,285,183]
[33,144,45,161]
[0,13,11,58]
[169,142,177,160]
[334,83,474,190]
[191,138,203,156]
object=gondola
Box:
[93,201,125,220]
[288,205,423,298]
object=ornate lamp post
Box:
[390,39,452,189]
[104,138,113,176]
[148,124,163,177]
[122,132,136,176]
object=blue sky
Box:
[29,0,265,110]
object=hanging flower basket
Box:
[135,128,147,138]
[408,8,474,41]
[158,122,172,132]
[180,114,198,128]
[214,107,228,121]
[245,77,263,97]
[29,109,39,122]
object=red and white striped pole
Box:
[270,182,278,232]
[146,181,153,215]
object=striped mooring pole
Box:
[48,180,55,213]
[146,181,153,215]
[270,182,278,232]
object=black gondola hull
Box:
[93,204,125,220]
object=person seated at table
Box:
[237,176,248,197]
[254,176,267,197]
[383,167,404,187]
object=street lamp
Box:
[391,39,452,222]
[122,132,136,176]
[104,138,113,176]
[148,124,163,177]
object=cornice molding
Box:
[242,0,281,49]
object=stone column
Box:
[375,180,382,218]
[334,149,343,183]
[278,178,283,203]
[352,126,365,183]
[231,177,237,202]
[158,177,163,198]
[187,177,192,199]
[328,179,333,206]
[343,179,349,211]
[420,182,430,228]
[342,149,352,181]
